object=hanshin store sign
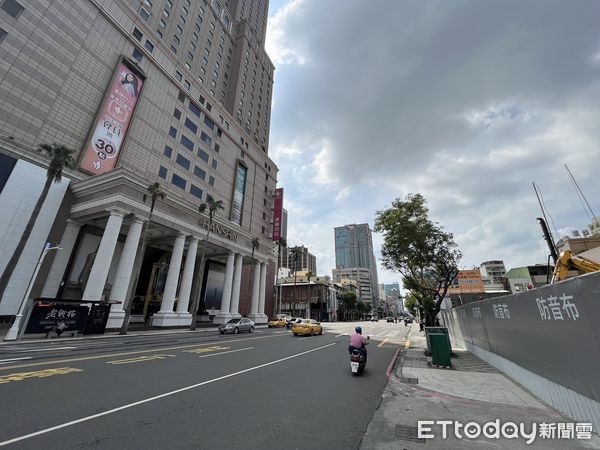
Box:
[79,58,145,175]
[272,188,284,241]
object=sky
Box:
[264,0,600,285]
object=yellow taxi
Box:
[268,318,287,328]
[292,319,323,336]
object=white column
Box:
[105,217,144,328]
[176,236,198,318]
[82,210,125,301]
[152,233,186,326]
[229,253,243,317]
[248,261,261,322]
[41,219,82,298]
[214,251,235,324]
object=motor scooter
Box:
[349,336,369,375]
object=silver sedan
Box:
[218,318,255,334]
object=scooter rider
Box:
[348,326,369,362]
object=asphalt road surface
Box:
[0,321,406,449]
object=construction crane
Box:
[551,250,600,283]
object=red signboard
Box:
[79,61,145,175]
[272,188,284,241]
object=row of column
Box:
[43,209,269,327]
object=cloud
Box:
[267,0,600,283]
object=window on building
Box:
[216,128,222,138]
[163,145,173,158]
[200,132,212,147]
[176,154,191,170]
[192,33,198,43]
[194,166,206,180]
[158,166,168,179]
[178,91,185,102]
[163,9,169,18]
[175,71,182,82]
[176,25,183,35]
[133,27,143,41]
[156,29,163,38]
[143,0,152,7]
[206,102,212,112]
[197,148,209,162]
[190,184,203,199]
[139,7,150,21]
[171,173,187,189]
[132,48,143,62]
[211,159,218,169]
[180,135,194,151]
[166,0,172,7]
[203,116,215,130]
[188,102,201,117]
[170,45,177,54]
[184,79,190,90]
[144,39,154,53]
[173,108,181,119]
[199,95,205,105]
[160,19,166,28]
[208,176,215,186]
[184,118,198,134]
[169,126,177,138]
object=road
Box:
[0,321,408,449]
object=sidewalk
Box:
[0,323,230,345]
[361,324,600,449]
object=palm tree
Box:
[275,238,286,316]
[248,236,260,293]
[0,143,75,302]
[190,197,224,330]
[120,182,166,334]
[306,271,313,319]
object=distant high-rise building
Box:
[479,261,507,284]
[333,224,379,303]
[282,245,317,274]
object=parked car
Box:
[371,316,379,322]
[292,319,323,336]
[286,318,302,329]
[386,317,395,323]
[218,318,255,334]
[268,318,286,328]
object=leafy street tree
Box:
[120,182,166,334]
[374,193,461,326]
[337,291,357,321]
[190,197,224,330]
[0,143,75,302]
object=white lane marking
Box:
[17,347,77,353]
[0,357,32,364]
[197,347,253,358]
[0,342,337,447]
[335,334,348,337]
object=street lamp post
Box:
[4,243,61,341]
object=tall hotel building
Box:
[332,224,379,305]
[0,0,278,327]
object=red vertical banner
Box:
[79,61,145,175]
[272,188,284,241]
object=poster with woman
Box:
[79,61,145,175]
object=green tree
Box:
[374,193,461,326]
[190,197,224,330]
[120,182,166,334]
[338,291,357,321]
[0,144,75,302]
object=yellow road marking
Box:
[107,354,176,365]
[0,334,284,371]
[0,367,82,384]
[377,338,389,348]
[183,346,229,354]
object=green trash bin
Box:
[429,332,452,367]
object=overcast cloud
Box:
[265,0,600,285]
